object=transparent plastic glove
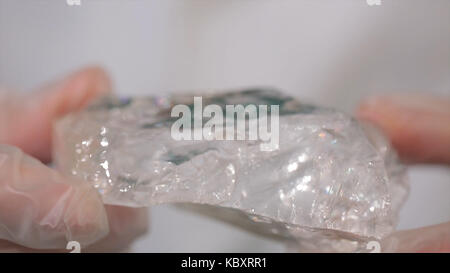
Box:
[0,67,148,252]
[358,94,450,252]
[0,144,108,250]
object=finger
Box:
[0,66,111,163]
[382,221,450,252]
[84,206,149,252]
[357,94,450,164]
[0,206,149,253]
[0,144,109,250]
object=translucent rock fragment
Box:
[53,89,409,252]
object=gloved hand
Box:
[0,67,148,252]
[358,94,450,252]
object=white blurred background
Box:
[0,0,449,252]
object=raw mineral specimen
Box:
[53,89,408,252]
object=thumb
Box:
[357,94,450,164]
[0,66,111,163]
[0,144,109,250]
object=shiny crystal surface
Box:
[53,89,408,251]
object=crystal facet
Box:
[53,89,409,251]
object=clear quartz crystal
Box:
[53,89,408,252]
